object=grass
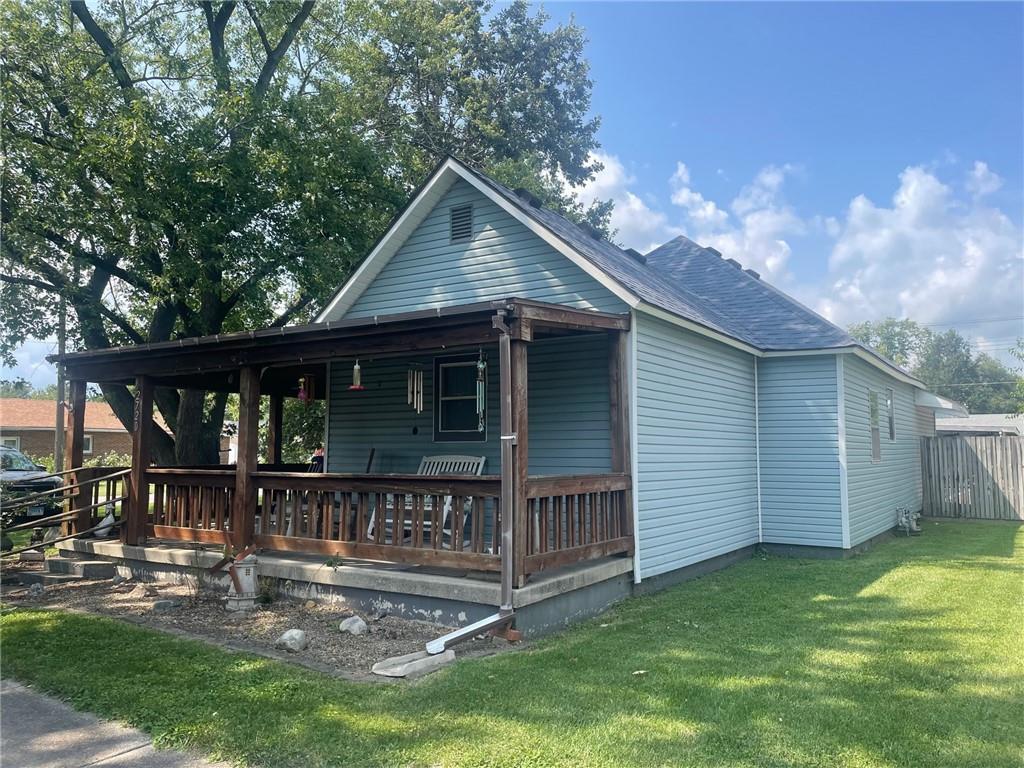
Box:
[2,520,1022,768]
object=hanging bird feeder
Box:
[348,359,365,391]
[297,375,314,406]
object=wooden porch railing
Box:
[137,469,632,581]
[146,468,235,545]
[251,472,503,571]
[523,473,633,575]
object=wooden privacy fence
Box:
[921,436,1024,521]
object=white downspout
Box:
[629,313,642,584]
[754,357,763,543]
[836,355,851,549]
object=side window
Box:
[433,355,486,442]
[869,391,881,462]
[886,387,896,441]
[0,436,20,450]
[83,434,94,454]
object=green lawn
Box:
[2,520,1021,768]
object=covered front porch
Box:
[53,299,635,620]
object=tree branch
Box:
[253,1,314,105]
[242,1,272,55]
[70,2,137,99]
[201,1,236,92]
[270,292,314,328]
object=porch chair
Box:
[367,454,486,547]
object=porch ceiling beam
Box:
[61,323,501,383]
[512,302,630,333]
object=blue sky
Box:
[547,1,1023,360]
[4,2,1023,388]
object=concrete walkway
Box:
[1,680,231,768]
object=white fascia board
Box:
[314,161,459,323]
[445,163,640,309]
[634,302,761,356]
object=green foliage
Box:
[2,0,602,463]
[850,319,1024,413]
[2,521,1022,767]
[280,399,326,465]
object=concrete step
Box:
[18,572,82,587]
[45,557,116,579]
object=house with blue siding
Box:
[53,155,966,638]
[315,156,963,586]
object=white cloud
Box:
[669,163,729,228]
[966,160,1003,198]
[816,164,1024,338]
[574,152,680,252]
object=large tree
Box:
[1,0,604,463]
[850,319,1024,413]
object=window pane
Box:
[441,398,478,432]
[441,364,476,396]
[869,391,879,427]
[872,428,881,462]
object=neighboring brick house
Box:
[0,398,132,459]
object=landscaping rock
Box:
[128,584,158,599]
[275,628,308,652]
[339,616,368,635]
[111,574,126,586]
[19,550,45,562]
[152,599,180,613]
[304,600,316,609]
[27,583,44,597]
[371,649,456,678]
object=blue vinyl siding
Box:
[634,313,759,579]
[344,179,626,318]
[843,356,935,545]
[757,356,844,547]
[326,335,610,476]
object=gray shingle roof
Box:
[643,236,856,350]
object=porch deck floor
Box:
[57,538,633,611]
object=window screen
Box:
[434,355,485,442]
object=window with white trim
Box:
[1,436,20,450]
[869,391,881,462]
[433,355,486,442]
[886,387,896,441]
[83,434,94,454]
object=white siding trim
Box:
[836,355,851,548]
[629,312,642,584]
[754,357,763,543]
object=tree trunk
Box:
[99,382,175,465]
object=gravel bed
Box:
[1,575,509,680]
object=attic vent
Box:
[450,204,473,243]
[744,268,761,280]
[625,248,647,264]
[725,258,742,270]
[705,247,722,257]
[514,187,543,208]
[580,222,604,240]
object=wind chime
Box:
[476,349,487,432]
[407,365,424,413]
[297,374,315,406]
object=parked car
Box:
[0,446,62,524]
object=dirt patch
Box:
[1,576,511,681]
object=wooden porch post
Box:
[498,332,514,610]
[63,379,87,536]
[608,331,633,537]
[511,338,529,588]
[124,376,153,545]
[231,366,260,550]
[267,393,284,465]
